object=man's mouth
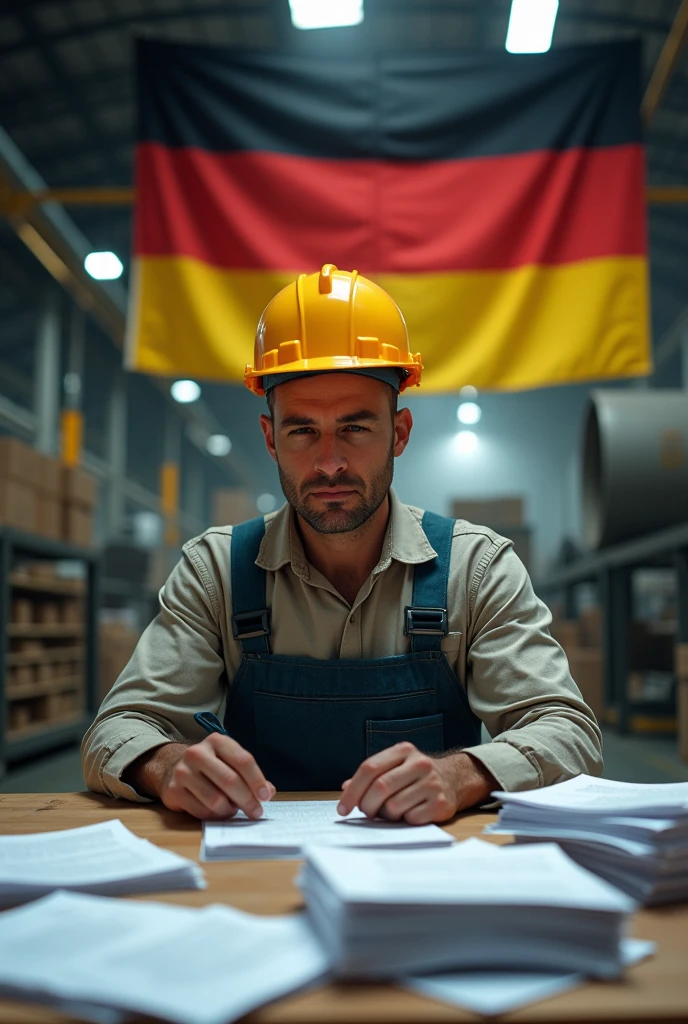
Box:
[308,488,358,501]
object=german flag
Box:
[127,39,650,392]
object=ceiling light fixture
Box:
[289,0,364,30]
[206,434,232,457]
[505,0,559,53]
[84,251,123,280]
[457,402,482,425]
[454,430,479,455]
[170,379,201,404]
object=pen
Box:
[194,711,229,736]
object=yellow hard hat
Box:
[244,264,422,396]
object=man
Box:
[82,264,602,823]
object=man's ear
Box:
[259,413,278,463]
[393,407,413,457]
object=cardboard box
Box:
[0,480,37,532]
[36,496,62,540]
[675,642,688,679]
[61,467,98,509]
[551,620,581,657]
[99,622,140,702]
[0,437,40,488]
[33,451,61,496]
[451,497,524,528]
[63,506,94,547]
[35,601,60,625]
[11,598,33,625]
[36,662,56,684]
[679,677,688,764]
[579,606,602,648]
[61,598,83,624]
[212,488,256,527]
[567,646,604,721]
[9,703,32,731]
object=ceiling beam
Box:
[641,0,688,126]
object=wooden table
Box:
[0,792,687,1023]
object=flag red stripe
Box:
[134,143,645,273]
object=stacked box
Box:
[675,644,688,763]
[0,438,39,533]
[61,467,97,546]
[34,450,62,540]
[212,488,257,527]
[551,611,604,723]
[99,622,140,703]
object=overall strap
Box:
[230,516,271,654]
[406,511,454,653]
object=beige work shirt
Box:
[82,490,602,801]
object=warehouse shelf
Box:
[10,573,85,596]
[7,676,83,701]
[8,624,85,639]
[536,519,688,737]
[7,645,84,667]
[5,715,90,762]
[0,528,100,778]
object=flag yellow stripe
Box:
[126,255,651,392]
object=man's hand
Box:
[336,744,497,824]
[124,735,275,821]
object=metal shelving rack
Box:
[536,521,688,736]
[0,527,100,777]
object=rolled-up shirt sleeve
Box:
[460,539,603,792]
[81,543,227,801]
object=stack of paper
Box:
[0,890,331,1024]
[486,775,688,904]
[299,837,635,979]
[202,800,454,860]
[0,820,205,906]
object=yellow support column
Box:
[161,461,180,548]
[60,408,84,467]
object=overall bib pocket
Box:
[365,712,444,758]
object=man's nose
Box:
[313,436,348,479]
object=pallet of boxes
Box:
[550,608,604,724]
[1,436,97,740]
[675,643,688,764]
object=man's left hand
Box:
[336,744,497,824]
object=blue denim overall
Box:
[224,511,481,790]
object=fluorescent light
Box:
[170,379,201,404]
[454,430,479,455]
[289,0,363,30]
[206,434,232,456]
[505,0,559,53]
[457,402,482,425]
[257,493,277,513]
[84,250,123,280]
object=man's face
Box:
[259,374,413,534]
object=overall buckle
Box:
[403,606,448,636]
[232,608,271,640]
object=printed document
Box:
[0,820,205,905]
[202,800,454,860]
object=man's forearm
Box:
[122,742,188,799]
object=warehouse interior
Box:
[2,0,688,797]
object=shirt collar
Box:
[256,487,438,577]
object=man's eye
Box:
[289,427,315,435]
[344,425,368,433]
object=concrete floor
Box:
[1,728,687,794]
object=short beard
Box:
[277,445,394,535]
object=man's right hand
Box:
[124,735,276,821]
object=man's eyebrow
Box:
[279,415,317,428]
[278,410,380,428]
[336,410,380,424]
